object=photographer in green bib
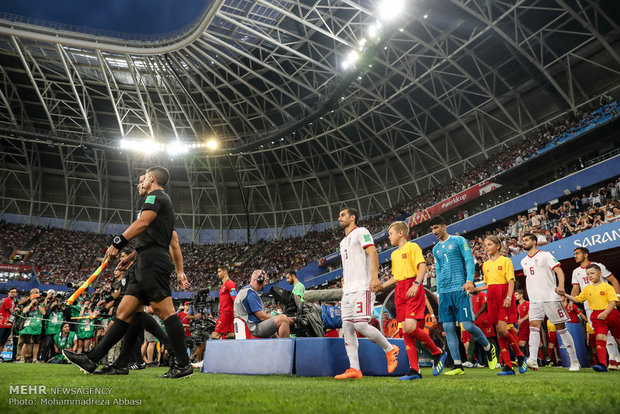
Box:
[40,294,67,362]
[76,300,97,353]
[50,323,77,364]
[18,294,45,363]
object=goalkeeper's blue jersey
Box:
[432,235,475,294]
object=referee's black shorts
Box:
[125,246,173,304]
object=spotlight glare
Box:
[206,139,218,150]
[378,0,405,22]
[367,22,382,38]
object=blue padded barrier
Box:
[294,337,409,377]
[201,338,294,375]
[556,322,589,368]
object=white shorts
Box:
[529,301,570,325]
[341,290,374,322]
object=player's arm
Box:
[563,292,582,304]
[425,298,437,324]
[432,250,441,284]
[504,260,516,308]
[364,245,380,292]
[598,300,618,320]
[229,284,238,301]
[461,238,476,291]
[570,283,580,297]
[169,230,190,290]
[553,266,566,296]
[576,308,587,323]
[607,274,620,294]
[472,283,487,293]
[517,310,528,324]
[380,275,396,291]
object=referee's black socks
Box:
[163,314,190,366]
[143,313,171,349]
[89,317,130,362]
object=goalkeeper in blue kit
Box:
[429,216,498,375]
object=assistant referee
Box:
[63,166,193,379]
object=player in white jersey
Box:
[571,247,620,370]
[334,207,399,379]
[520,233,580,371]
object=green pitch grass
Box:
[1,364,619,413]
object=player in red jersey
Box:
[562,296,586,325]
[515,290,530,357]
[213,266,238,340]
[462,290,495,367]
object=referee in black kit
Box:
[63,166,193,379]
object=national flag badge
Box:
[402,254,407,259]
[498,266,503,270]
[448,244,453,250]
[600,291,606,296]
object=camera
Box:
[270,286,324,337]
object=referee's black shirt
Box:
[134,189,174,251]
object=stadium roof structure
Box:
[0,0,619,241]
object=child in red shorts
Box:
[380,222,446,379]
[469,236,527,375]
[564,264,620,372]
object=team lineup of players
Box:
[334,210,620,378]
[61,166,619,379]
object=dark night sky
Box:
[0,0,211,35]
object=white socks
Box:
[529,327,541,361]
[354,321,393,352]
[557,328,578,364]
[606,334,620,361]
[343,321,360,370]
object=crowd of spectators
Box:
[0,99,617,291]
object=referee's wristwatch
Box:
[112,234,129,250]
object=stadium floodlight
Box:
[367,21,382,38]
[206,139,218,150]
[342,50,360,70]
[378,0,405,22]
[167,141,189,155]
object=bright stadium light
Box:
[167,141,189,155]
[367,21,382,38]
[206,139,218,150]
[378,0,405,22]
[341,50,360,70]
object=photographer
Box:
[49,322,77,364]
[234,270,293,338]
[0,287,18,362]
[76,300,96,353]
[18,293,45,363]
[40,294,66,362]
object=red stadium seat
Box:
[233,317,260,339]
